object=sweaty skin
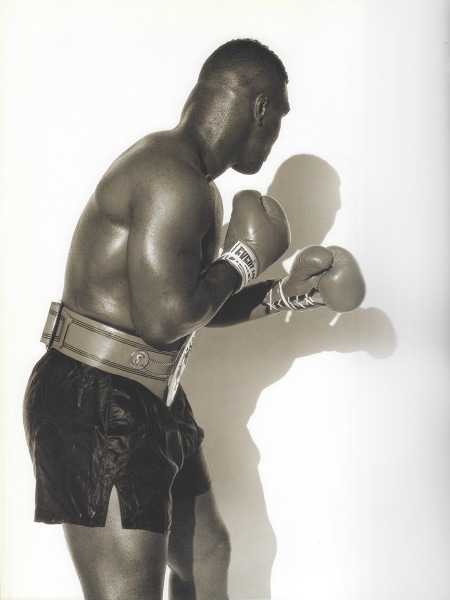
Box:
[63,80,290,351]
[63,129,231,352]
[26,39,364,600]
[47,56,291,600]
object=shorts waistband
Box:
[40,302,188,403]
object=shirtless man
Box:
[24,39,365,600]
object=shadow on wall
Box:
[182,154,397,600]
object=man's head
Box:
[198,38,288,92]
[182,39,290,176]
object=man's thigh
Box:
[63,487,168,600]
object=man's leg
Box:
[167,489,231,600]
[63,487,168,600]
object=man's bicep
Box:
[126,190,211,331]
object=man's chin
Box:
[232,162,263,175]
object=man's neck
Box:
[176,120,235,181]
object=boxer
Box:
[24,39,364,600]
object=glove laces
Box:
[264,277,325,312]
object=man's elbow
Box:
[133,319,185,349]
[130,302,202,348]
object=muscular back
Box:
[63,130,223,350]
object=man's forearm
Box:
[206,279,278,327]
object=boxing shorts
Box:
[24,346,211,534]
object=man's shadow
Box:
[182,155,396,599]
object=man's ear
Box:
[254,95,269,126]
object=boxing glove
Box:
[282,245,334,297]
[317,245,365,312]
[265,245,364,313]
[218,190,291,291]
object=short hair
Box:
[199,39,289,87]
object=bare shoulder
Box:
[95,132,218,230]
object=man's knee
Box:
[169,524,231,600]
[200,522,231,566]
[169,521,231,570]
[168,514,231,576]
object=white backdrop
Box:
[1,1,449,599]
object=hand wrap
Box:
[217,190,290,292]
[218,241,258,292]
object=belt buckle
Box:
[129,350,150,370]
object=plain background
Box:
[1,1,449,598]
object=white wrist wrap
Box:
[218,241,258,292]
